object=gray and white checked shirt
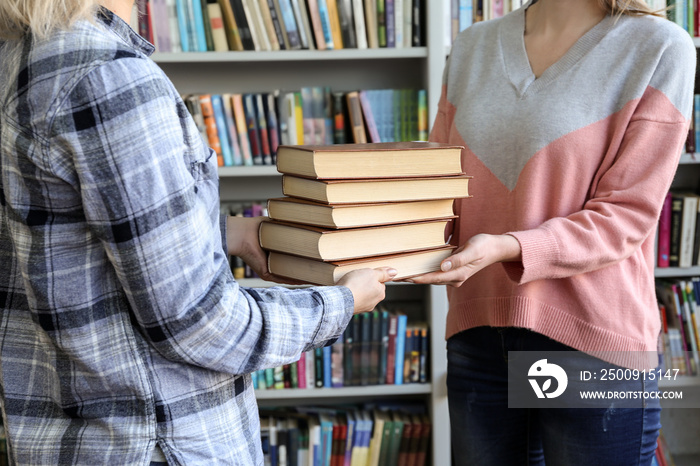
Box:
[0,8,353,465]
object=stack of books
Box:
[259,141,471,285]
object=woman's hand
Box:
[226,216,301,284]
[337,267,397,314]
[408,234,522,287]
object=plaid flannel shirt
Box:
[0,8,353,465]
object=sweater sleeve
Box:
[503,38,696,284]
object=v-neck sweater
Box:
[430,6,696,366]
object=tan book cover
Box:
[276,141,464,179]
[281,174,471,204]
[268,245,455,286]
[266,197,456,229]
[259,219,451,261]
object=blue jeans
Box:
[447,326,661,466]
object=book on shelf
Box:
[660,190,700,268]
[281,174,470,204]
[266,197,455,229]
[267,245,456,286]
[259,218,451,261]
[275,141,463,179]
[217,0,244,50]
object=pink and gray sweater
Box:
[430,5,696,361]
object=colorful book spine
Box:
[211,95,235,166]
[394,314,407,385]
[255,93,273,165]
[190,0,209,51]
[198,94,224,166]
[231,94,254,166]
[417,88,428,141]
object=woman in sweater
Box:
[411,0,696,464]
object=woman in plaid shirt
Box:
[0,1,395,464]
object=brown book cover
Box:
[346,91,367,143]
[276,141,464,179]
[413,415,432,466]
[260,219,452,261]
[267,246,454,285]
[217,0,244,50]
[397,413,415,466]
[281,174,471,204]
[266,197,456,229]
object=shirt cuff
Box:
[309,285,355,348]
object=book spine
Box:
[417,89,428,141]
[207,2,230,51]
[296,353,307,388]
[315,347,325,388]
[359,90,381,143]
[343,322,354,387]
[222,95,244,165]
[411,0,421,46]
[267,0,290,49]
[243,93,264,165]
[378,310,389,385]
[657,195,671,265]
[175,0,192,51]
[231,0,256,50]
[337,0,357,49]
[377,0,386,47]
[306,0,328,50]
[200,0,216,50]
[265,93,281,164]
[317,0,336,49]
[218,0,244,50]
[166,0,183,52]
[386,314,398,384]
[255,93,273,165]
[211,95,235,166]
[669,194,684,267]
[279,0,303,49]
[386,0,395,47]
[394,314,407,384]
[352,0,368,49]
[331,335,344,387]
[346,91,367,143]
[231,94,254,165]
[198,94,225,166]
[190,0,209,50]
[332,92,347,144]
[256,0,281,50]
[326,0,345,48]
[290,0,311,48]
[419,326,428,383]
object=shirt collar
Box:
[96,6,155,56]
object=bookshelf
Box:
[153,3,451,465]
[656,150,700,463]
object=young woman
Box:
[411,0,696,464]
[0,1,395,464]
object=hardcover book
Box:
[267,245,455,285]
[266,197,456,229]
[275,141,464,179]
[259,219,452,261]
[281,174,471,204]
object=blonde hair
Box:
[0,0,99,41]
[0,0,100,96]
[597,0,666,17]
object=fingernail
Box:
[388,268,398,278]
[441,261,452,272]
